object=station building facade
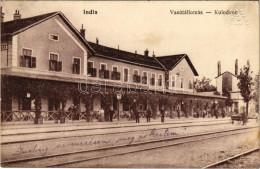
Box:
[1,10,226,122]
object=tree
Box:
[194,77,217,92]
[252,74,259,113]
[237,60,254,119]
[222,88,233,111]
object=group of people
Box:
[68,104,80,120]
[193,108,226,119]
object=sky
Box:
[2,1,259,83]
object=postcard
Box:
[1,1,259,168]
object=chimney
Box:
[14,10,21,20]
[96,37,99,44]
[235,59,238,75]
[135,50,137,54]
[144,49,149,57]
[152,51,155,57]
[118,45,119,50]
[80,24,85,39]
[1,7,4,23]
[217,61,221,76]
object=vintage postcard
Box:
[1,1,259,168]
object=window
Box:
[133,69,140,83]
[49,34,59,41]
[49,53,62,71]
[158,75,163,86]
[133,69,139,75]
[181,78,184,88]
[99,63,109,79]
[172,76,176,87]
[100,63,107,70]
[88,62,93,68]
[189,80,193,89]
[150,73,155,86]
[87,61,96,77]
[124,68,129,82]
[142,72,148,84]
[112,66,120,80]
[73,58,80,74]
[112,66,118,72]
[20,48,36,68]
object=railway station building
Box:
[1,10,227,123]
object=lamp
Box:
[117,93,122,123]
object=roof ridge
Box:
[156,54,186,58]
[2,11,59,24]
[88,41,156,59]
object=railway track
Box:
[1,126,257,167]
[1,121,232,145]
[202,147,259,168]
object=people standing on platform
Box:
[146,106,152,122]
[202,109,206,118]
[109,106,115,122]
[221,109,226,118]
[132,100,139,123]
[76,104,80,120]
[134,107,139,123]
[215,107,219,119]
[177,107,180,119]
[160,106,165,123]
[99,107,105,122]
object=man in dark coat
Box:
[177,107,180,119]
[134,107,139,123]
[132,100,139,123]
[146,106,152,122]
[109,106,115,122]
[160,106,165,123]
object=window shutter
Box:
[57,61,62,71]
[73,63,77,73]
[20,56,25,67]
[31,57,36,68]
[93,68,97,77]
[49,60,52,70]
[77,64,80,74]
[105,70,109,79]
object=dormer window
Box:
[49,34,59,41]
[20,48,36,68]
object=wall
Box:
[216,76,223,94]
[15,15,89,75]
[168,58,195,92]
[1,41,8,67]
[88,56,166,90]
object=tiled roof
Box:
[1,11,198,74]
[88,42,164,69]
[1,12,58,35]
[156,54,185,70]
[1,11,95,54]
[156,54,199,76]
